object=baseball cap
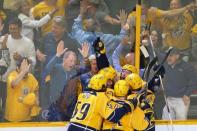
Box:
[169,48,181,55]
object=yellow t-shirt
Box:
[146,8,163,29]
[0,10,6,20]
[129,8,193,50]
[147,8,193,50]
[32,0,68,36]
[192,24,197,38]
[192,24,197,34]
[3,0,33,11]
[128,9,162,29]
[5,71,39,122]
[127,9,162,45]
[160,11,193,50]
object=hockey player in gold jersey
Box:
[102,79,152,131]
[125,73,155,130]
[67,74,138,131]
[99,66,117,98]
[120,64,137,80]
[102,80,130,131]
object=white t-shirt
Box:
[3,35,36,80]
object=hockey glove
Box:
[93,37,106,54]
[127,97,138,111]
[148,76,160,92]
[153,64,165,78]
[140,99,151,111]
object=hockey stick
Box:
[135,27,173,101]
[142,56,158,81]
[142,22,156,81]
[142,46,173,108]
[152,47,173,77]
[130,44,158,106]
[148,34,174,131]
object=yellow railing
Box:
[135,0,141,74]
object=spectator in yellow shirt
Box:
[159,0,194,53]
[127,0,195,51]
[3,0,32,11]
[32,0,68,36]
[4,58,40,122]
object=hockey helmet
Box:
[98,66,116,80]
[88,74,107,91]
[125,74,146,90]
[114,80,129,97]
[122,64,137,74]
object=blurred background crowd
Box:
[0,0,197,122]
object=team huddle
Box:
[67,65,157,131]
[0,0,197,126]
[66,39,162,131]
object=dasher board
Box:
[1,121,197,131]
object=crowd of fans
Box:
[0,0,197,128]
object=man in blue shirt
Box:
[71,0,128,63]
[162,48,197,120]
[36,16,80,113]
[37,16,80,85]
[46,41,89,121]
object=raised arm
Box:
[20,8,57,28]
[149,3,196,18]
[101,10,129,55]
[71,0,90,44]
[104,98,138,123]
[112,36,130,72]
[46,41,67,73]
[10,59,30,88]
[112,44,124,72]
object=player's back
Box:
[102,97,132,131]
[69,91,109,131]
